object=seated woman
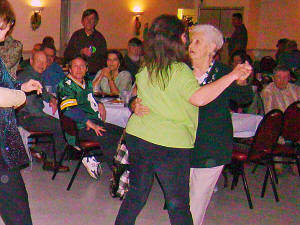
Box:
[92,49,132,95]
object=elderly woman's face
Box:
[189,32,213,61]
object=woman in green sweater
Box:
[115,15,251,225]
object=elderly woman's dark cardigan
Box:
[191,61,253,168]
[0,58,29,170]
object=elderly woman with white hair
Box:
[189,24,253,224]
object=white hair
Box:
[191,24,224,50]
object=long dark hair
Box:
[0,0,16,31]
[143,14,187,89]
[106,49,125,72]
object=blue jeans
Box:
[115,134,193,225]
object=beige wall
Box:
[83,0,194,49]
[197,0,256,47]
[198,0,300,52]
[10,0,61,52]
[10,0,300,57]
[256,0,300,50]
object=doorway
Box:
[198,7,243,64]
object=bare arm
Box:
[189,62,252,106]
[0,87,26,108]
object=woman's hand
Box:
[101,67,114,81]
[133,98,149,117]
[86,120,106,136]
[230,61,252,81]
[21,79,43,94]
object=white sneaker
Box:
[82,156,102,179]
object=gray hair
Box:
[191,24,224,50]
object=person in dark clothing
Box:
[64,9,107,74]
[0,2,44,223]
[275,38,289,61]
[17,51,68,172]
[123,38,143,83]
[228,13,248,58]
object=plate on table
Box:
[108,99,124,104]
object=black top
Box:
[124,54,140,83]
[228,24,248,56]
[191,61,253,168]
[64,28,107,74]
[0,58,29,170]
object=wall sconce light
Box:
[132,6,144,36]
[31,6,44,31]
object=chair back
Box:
[282,101,300,142]
[251,109,284,153]
[56,94,78,146]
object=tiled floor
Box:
[1,162,299,225]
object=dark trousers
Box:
[115,134,193,225]
[0,170,32,225]
[17,114,65,157]
[78,121,123,170]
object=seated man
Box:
[278,40,300,72]
[19,43,41,70]
[124,38,142,83]
[261,64,300,113]
[57,56,123,179]
[261,64,300,175]
[17,51,67,170]
[41,43,65,93]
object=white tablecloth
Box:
[232,113,263,138]
[42,101,131,128]
[103,102,132,128]
[42,101,261,137]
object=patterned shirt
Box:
[261,82,300,113]
[0,36,23,80]
[93,70,132,94]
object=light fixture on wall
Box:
[30,0,44,31]
[132,6,144,36]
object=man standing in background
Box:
[227,13,248,58]
[64,9,107,76]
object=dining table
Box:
[41,100,263,136]
[18,99,263,163]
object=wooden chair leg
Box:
[261,167,269,198]
[295,156,300,178]
[50,135,57,168]
[270,158,279,184]
[67,150,87,191]
[52,145,68,180]
[241,167,253,209]
[268,165,280,202]
[251,164,259,174]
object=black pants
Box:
[78,121,123,170]
[17,114,65,157]
[115,134,193,225]
[0,170,32,225]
